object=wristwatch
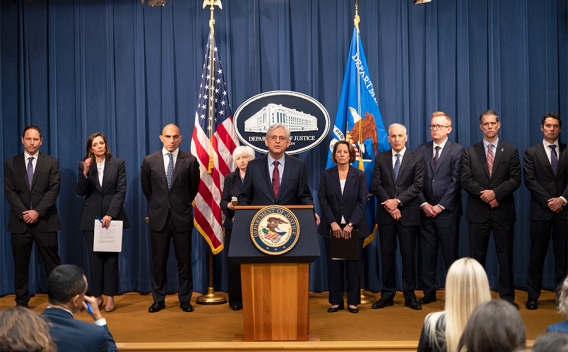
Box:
[347,222,354,227]
[396,198,402,206]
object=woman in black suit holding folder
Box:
[317,140,369,313]
[76,132,129,312]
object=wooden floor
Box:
[0,289,560,351]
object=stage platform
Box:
[0,290,559,351]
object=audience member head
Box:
[48,264,88,314]
[424,257,491,352]
[533,332,568,352]
[457,299,526,352]
[558,276,568,318]
[0,307,56,352]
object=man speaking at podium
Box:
[239,123,317,223]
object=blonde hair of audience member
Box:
[423,257,491,352]
[558,276,568,318]
[0,307,56,352]
[457,300,526,352]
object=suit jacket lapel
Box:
[88,161,99,189]
[492,141,505,177]
[535,143,555,177]
[277,155,293,200]
[157,152,169,188]
[385,150,395,183]
[17,154,28,188]
[474,142,491,179]
[425,142,435,173]
[396,149,412,183]
[259,155,273,198]
[171,152,185,187]
[558,144,567,177]
[343,167,355,201]
[435,140,451,173]
[31,154,45,189]
[101,159,115,192]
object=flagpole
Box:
[353,0,376,306]
[196,0,227,306]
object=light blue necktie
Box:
[393,153,401,182]
[166,153,174,190]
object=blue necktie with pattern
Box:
[166,153,174,190]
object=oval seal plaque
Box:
[250,205,300,255]
[234,90,330,155]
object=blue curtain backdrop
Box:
[0,0,566,297]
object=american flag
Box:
[191,29,238,255]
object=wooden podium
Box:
[229,205,320,342]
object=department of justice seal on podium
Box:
[250,205,300,255]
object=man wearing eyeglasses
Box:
[461,110,521,308]
[415,112,464,305]
[524,112,567,310]
[239,123,315,211]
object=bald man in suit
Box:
[141,124,200,313]
[524,112,568,310]
[460,110,521,308]
[4,125,61,307]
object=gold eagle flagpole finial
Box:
[354,0,360,33]
[203,0,223,173]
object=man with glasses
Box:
[239,123,315,210]
[461,110,521,308]
[524,112,567,310]
[141,123,200,313]
[415,112,464,304]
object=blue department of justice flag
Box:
[326,27,389,246]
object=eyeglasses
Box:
[429,125,449,130]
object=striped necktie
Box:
[487,144,494,177]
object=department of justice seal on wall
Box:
[234,90,330,155]
[250,205,300,255]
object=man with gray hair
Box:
[239,123,314,208]
[372,123,424,310]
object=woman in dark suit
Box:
[76,132,129,312]
[220,146,255,311]
[318,140,369,314]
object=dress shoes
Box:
[148,301,165,313]
[104,305,116,312]
[371,298,394,309]
[348,306,358,314]
[327,303,344,313]
[230,304,243,311]
[180,302,194,312]
[526,299,538,310]
[419,293,437,305]
[405,299,422,310]
[15,302,29,308]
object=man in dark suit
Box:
[141,123,200,313]
[239,123,315,209]
[461,110,521,307]
[42,264,117,352]
[4,125,61,307]
[524,112,568,310]
[372,123,424,310]
[415,112,464,304]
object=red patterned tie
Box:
[272,161,280,198]
[487,144,494,177]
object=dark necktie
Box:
[433,146,440,168]
[272,160,280,198]
[550,145,558,175]
[487,144,494,177]
[393,154,401,182]
[27,157,34,209]
[166,153,174,190]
